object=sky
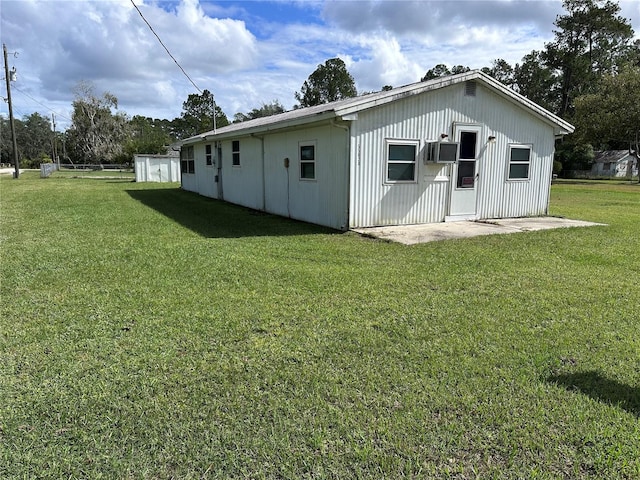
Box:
[2,0,640,131]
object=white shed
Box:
[180,70,574,230]
[134,153,181,183]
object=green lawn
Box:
[1,173,639,479]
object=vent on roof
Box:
[464,80,477,97]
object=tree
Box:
[18,113,53,166]
[482,59,515,87]
[451,65,471,75]
[574,65,640,180]
[66,81,130,165]
[175,89,228,138]
[294,58,357,107]
[421,64,470,82]
[554,141,595,175]
[513,51,560,113]
[115,115,174,165]
[421,64,450,81]
[543,0,634,117]
[233,100,285,123]
[1,113,52,167]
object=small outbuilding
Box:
[179,70,574,230]
[591,150,638,178]
[134,152,181,183]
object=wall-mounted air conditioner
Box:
[425,141,459,164]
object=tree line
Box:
[1,0,638,175]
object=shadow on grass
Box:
[126,187,337,239]
[548,371,639,417]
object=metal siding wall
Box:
[473,87,555,219]
[349,83,556,227]
[221,137,264,210]
[134,156,146,182]
[181,174,198,193]
[187,144,215,197]
[350,87,463,228]
[263,125,349,230]
[170,158,181,183]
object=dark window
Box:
[459,132,477,159]
[300,143,315,180]
[205,144,213,166]
[508,145,531,180]
[457,131,477,188]
[232,140,240,166]
[386,141,418,182]
[180,145,195,174]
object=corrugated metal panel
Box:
[209,125,350,230]
[349,81,556,228]
[473,87,555,220]
[350,85,460,227]
[135,155,181,183]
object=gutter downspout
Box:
[331,120,351,231]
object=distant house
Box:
[134,150,181,183]
[591,150,638,178]
[179,70,574,230]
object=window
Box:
[180,145,194,174]
[205,144,213,166]
[300,142,316,180]
[456,131,477,188]
[386,139,419,182]
[232,140,240,166]
[508,145,531,180]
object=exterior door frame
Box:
[447,123,482,221]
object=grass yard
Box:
[1,173,639,479]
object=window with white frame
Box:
[232,140,240,166]
[386,139,419,182]
[180,145,195,174]
[508,145,531,180]
[205,144,213,166]
[299,141,316,180]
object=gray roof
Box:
[593,150,632,164]
[181,70,574,145]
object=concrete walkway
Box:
[353,217,605,245]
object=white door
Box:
[159,162,169,182]
[149,159,161,182]
[448,124,482,220]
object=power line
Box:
[12,85,73,122]
[130,0,202,94]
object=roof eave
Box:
[178,70,575,145]
[180,111,339,144]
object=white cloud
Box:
[1,0,639,132]
[347,35,423,91]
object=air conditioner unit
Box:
[425,141,459,164]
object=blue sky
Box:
[2,0,639,131]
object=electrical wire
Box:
[129,0,202,94]
[12,85,73,122]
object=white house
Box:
[179,70,574,230]
[591,150,638,178]
[134,152,181,183]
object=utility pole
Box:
[211,93,217,133]
[3,44,19,179]
[52,113,59,168]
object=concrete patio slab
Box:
[352,217,606,245]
